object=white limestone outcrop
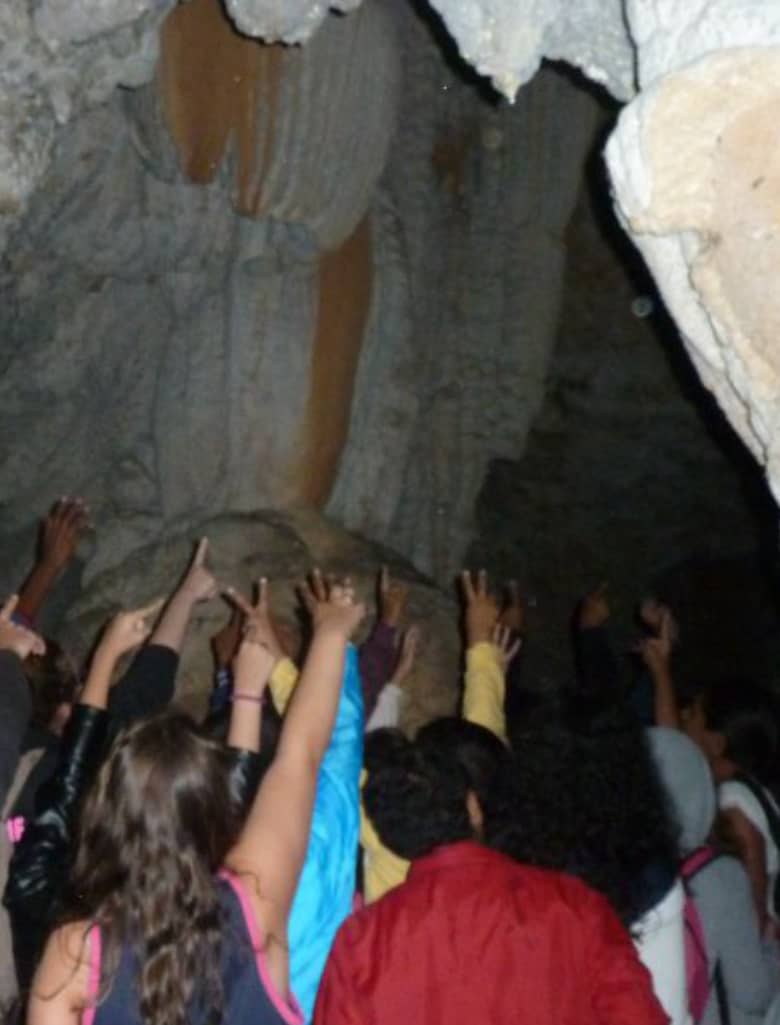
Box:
[606,2,780,501]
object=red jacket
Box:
[314,841,668,1025]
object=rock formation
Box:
[61,509,460,734]
[2,0,779,712]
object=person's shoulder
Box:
[30,919,93,1012]
[719,779,768,826]
[508,860,606,909]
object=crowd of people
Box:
[2,498,780,1024]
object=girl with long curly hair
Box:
[27,576,364,1025]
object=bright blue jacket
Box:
[288,644,364,1021]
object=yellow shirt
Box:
[361,641,507,901]
[267,644,507,903]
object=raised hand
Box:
[639,598,679,648]
[461,570,499,646]
[80,598,164,709]
[179,538,219,604]
[300,570,365,639]
[225,578,286,662]
[636,607,675,676]
[379,566,408,628]
[499,580,525,635]
[39,497,91,572]
[492,623,522,671]
[0,595,46,659]
[211,608,243,669]
[100,598,165,659]
[579,583,610,630]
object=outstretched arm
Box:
[108,540,217,726]
[149,537,218,652]
[461,570,510,740]
[225,574,364,994]
[17,498,90,625]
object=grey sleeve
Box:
[692,856,777,1017]
[0,649,33,808]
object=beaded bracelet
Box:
[230,692,265,704]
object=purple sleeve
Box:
[358,622,398,720]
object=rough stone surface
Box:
[0,0,399,592]
[2,0,780,705]
[426,0,635,100]
[225,0,364,44]
[129,0,400,248]
[468,175,780,689]
[0,5,598,596]
[328,15,600,578]
[60,509,461,734]
[606,46,780,505]
[0,0,172,250]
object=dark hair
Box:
[701,679,780,784]
[364,723,476,860]
[24,641,80,730]
[506,693,678,928]
[415,717,517,844]
[363,727,408,776]
[63,710,241,1025]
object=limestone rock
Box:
[224,0,364,44]
[606,47,780,503]
[127,0,400,249]
[426,0,635,100]
[468,176,779,689]
[0,0,173,252]
[60,510,461,734]
[328,32,601,577]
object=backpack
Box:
[732,773,780,920]
[681,846,728,1025]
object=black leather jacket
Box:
[4,700,263,993]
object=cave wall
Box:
[468,167,780,689]
[0,0,598,599]
[2,0,779,704]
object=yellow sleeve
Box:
[269,657,299,716]
[463,642,507,741]
[359,769,410,903]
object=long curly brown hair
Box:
[63,710,241,1025]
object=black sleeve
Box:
[0,650,32,810]
[4,703,108,990]
[225,747,263,819]
[574,626,622,697]
[107,643,178,728]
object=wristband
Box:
[230,692,265,704]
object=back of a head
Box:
[67,709,239,1025]
[363,724,474,861]
[703,678,780,785]
[415,717,513,806]
[510,691,677,927]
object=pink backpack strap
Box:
[82,925,102,1025]
[681,845,717,881]
[218,870,303,1025]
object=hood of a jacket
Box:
[647,726,716,855]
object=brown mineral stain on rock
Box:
[158,0,283,215]
[296,215,373,505]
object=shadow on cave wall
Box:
[468,67,780,693]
